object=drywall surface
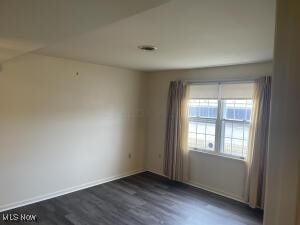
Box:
[145,62,273,201]
[0,54,146,210]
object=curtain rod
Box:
[180,75,269,85]
[184,78,258,85]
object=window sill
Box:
[188,148,247,163]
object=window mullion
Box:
[215,98,223,154]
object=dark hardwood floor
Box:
[0,172,263,225]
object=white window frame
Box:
[188,82,254,161]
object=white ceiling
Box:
[1,0,276,71]
[0,0,169,63]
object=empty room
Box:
[0,0,299,225]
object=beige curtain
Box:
[163,80,189,182]
[246,76,272,208]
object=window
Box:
[188,82,255,159]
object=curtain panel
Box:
[246,76,272,209]
[163,80,189,182]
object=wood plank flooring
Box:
[0,172,263,225]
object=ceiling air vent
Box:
[138,45,158,51]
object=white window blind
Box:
[189,82,255,99]
[220,83,255,99]
[189,84,219,99]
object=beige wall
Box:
[0,54,147,211]
[263,0,300,224]
[145,62,273,201]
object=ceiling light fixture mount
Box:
[138,45,158,51]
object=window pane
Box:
[188,99,218,119]
[221,120,249,158]
[188,121,215,151]
[223,99,253,121]
[221,99,253,159]
[188,98,217,151]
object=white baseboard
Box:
[185,180,247,204]
[146,169,246,204]
[1,169,247,212]
[146,168,165,177]
[0,169,144,213]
